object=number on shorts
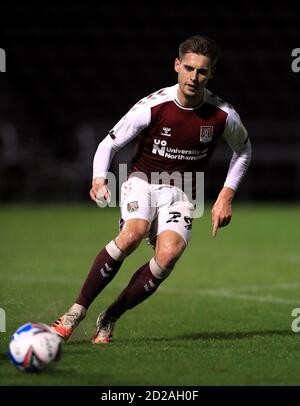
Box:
[184,216,193,230]
[166,211,181,223]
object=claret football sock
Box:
[75,240,127,309]
[103,261,163,321]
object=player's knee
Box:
[155,242,185,270]
[126,230,145,249]
[116,230,145,253]
[116,219,149,253]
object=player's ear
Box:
[174,58,180,73]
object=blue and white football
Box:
[8,322,62,372]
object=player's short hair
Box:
[179,35,220,67]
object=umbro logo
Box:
[160,127,172,136]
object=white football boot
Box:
[51,303,86,340]
[91,311,115,344]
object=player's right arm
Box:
[90,100,151,203]
[89,176,110,203]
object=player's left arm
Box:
[211,111,252,237]
[211,186,235,237]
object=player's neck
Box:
[176,87,204,108]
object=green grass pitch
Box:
[0,203,300,386]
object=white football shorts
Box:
[120,176,195,247]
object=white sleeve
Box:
[93,136,118,179]
[93,102,151,179]
[222,111,252,191]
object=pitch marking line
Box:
[2,274,299,305]
[159,283,300,305]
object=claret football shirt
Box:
[93,84,251,192]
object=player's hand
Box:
[211,187,235,237]
[90,177,111,206]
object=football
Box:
[8,322,62,372]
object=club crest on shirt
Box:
[200,126,213,143]
[127,201,139,212]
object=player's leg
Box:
[92,187,194,344]
[51,219,150,340]
[92,230,186,344]
[51,176,153,340]
[75,218,150,308]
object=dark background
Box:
[0,2,299,202]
